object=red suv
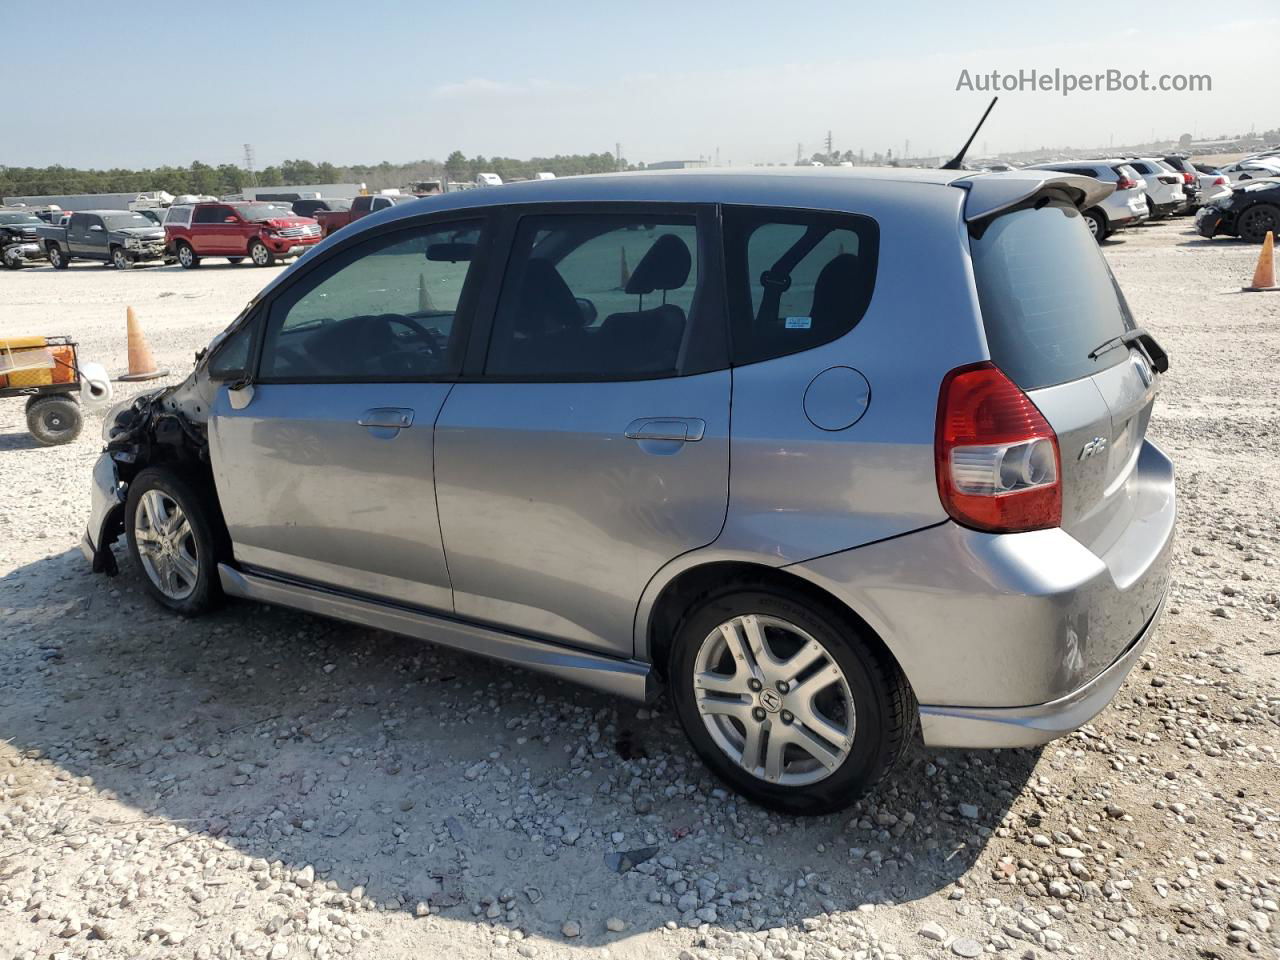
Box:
[165,202,322,268]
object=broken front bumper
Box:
[81,452,126,574]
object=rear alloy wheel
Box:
[669,586,916,814]
[248,240,275,267]
[176,242,200,269]
[1083,209,1107,242]
[111,246,131,270]
[47,244,69,269]
[1238,204,1280,244]
[125,468,222,615]
[25,395,82,445]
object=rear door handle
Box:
[358,407,415,429]
[625,417,705,442]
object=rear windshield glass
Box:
[970,201,1135,390]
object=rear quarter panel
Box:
[718,184,983,561]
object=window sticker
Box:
[784,316,812,330]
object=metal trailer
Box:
[0,336,112,445]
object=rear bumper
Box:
[918,592,1163,747]
[787,439,1175,746]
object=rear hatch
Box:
[968,198,1160,557]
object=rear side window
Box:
[166,206,192,226]
[485,213,702,379]
[723,207,878,365]
[194,205,231,224]
[970,201,1135,390]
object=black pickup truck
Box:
[36,210,167,270]
[1,209,46,269]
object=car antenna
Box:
[941,96,998,171]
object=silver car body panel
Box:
[435,373,730,656]
[208,382,455,611]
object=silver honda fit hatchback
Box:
[83,168,1175,813]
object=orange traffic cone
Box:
[1244,231,1278,292]
[117,306,169,381]
[619,247,631,289]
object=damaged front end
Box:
[81,343,224,575]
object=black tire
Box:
[124,467,223,616]
[47,244,69,269]
[248,240,275,267]
[25,395,82,445]
[111,246,131,270]
[668,584,916,815]
[176,242,200,269]
[1238,204,1280,244]
[1083,209,1108,242]
[227,257,244,264]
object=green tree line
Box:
[0,151,627,199]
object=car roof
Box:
[362,165,1108,223]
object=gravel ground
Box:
[1,222,1278,960]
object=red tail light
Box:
[1182,172,1195,185]
[935,363,1062,534]
[1213,176,1227,186]
[1115,176,1137,190]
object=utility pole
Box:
[824,130,834,156]
[796,142,802,165]
[615,142,622,171]
[905,139,910,159]
[243,144,258,186]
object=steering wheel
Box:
[361,314,442,374]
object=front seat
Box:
[600,234,692,373]
[494,258,585,374]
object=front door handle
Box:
[625,417,705,442]
[358,407,415,429]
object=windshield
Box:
[103,213,158,230]
[235,203,295,221]
[0,212,42,225]
[970,201,1135,390]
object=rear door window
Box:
[970,201,1135,390]
[484,211,705,379]
[722,207,879,365]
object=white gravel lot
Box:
[1,222,1278,960]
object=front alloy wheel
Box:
[124,468,222,615]
[249,240,274,267]
[693,614,855,786]
[134,489,200,601]
[112,246,130,270]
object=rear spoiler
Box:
[957,171,1116,222]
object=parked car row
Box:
[2,193,438,270]
[1019,153,1243,242]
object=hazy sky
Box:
[6,1,1275,169]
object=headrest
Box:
[515,259,583,335]
[810,254,864,325]
[625,234,692,295]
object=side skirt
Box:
[218,564,657,702]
